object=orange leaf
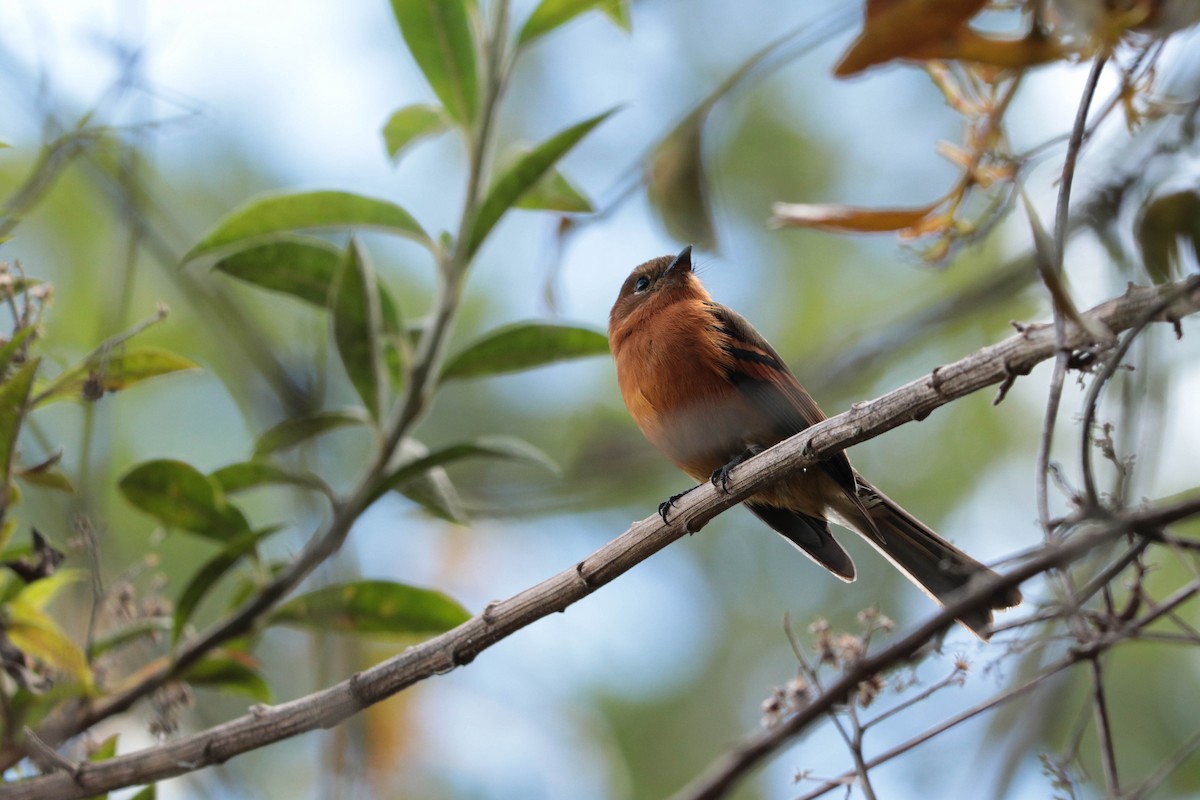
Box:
[771,201,941,234]
[835,0,990,76]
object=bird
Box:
[608,245,1021,638]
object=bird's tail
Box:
[848,481,1022,640]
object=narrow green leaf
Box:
[515,166,593,213]
[440,321,608,381]
[0,326,37,377]
[182,652,270,702]
[383,435,558,494]
[385,440,468,523]
[119,460,251,541]
[383,104,450,163]
[210,462,328,495]
[331,239,387,419]
[253,409,370,459]
[130,785,157,800]
[90,618,174,657]
[269,580,470,639]
[464,108,617,257]
[518,0,631,46]
[212,236,342,306]
[89,733,119,762]
[0,359,38,490]
[6,598,93,690]
[213,237,406,380]
[389,0,479,125]
[184,190,430,262]
[17,568,86,610]
[173,527,281,643]
[16,450,75,493]
[35,348,198,406]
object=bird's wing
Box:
[705,302,858,498]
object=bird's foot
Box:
[658,491,688,523]
[711,446,763,493]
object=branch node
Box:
[929,365,948,395]
[481,599,502,622]
[22,726,79,777]
[574,562,595,590]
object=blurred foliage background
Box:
[1,1,1199,798]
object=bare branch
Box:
[3,278,1198,800]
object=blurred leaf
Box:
[646,113,716,250]
[269,580,470,639]
[518,0,632,46]
[253,409,371,458]
[182,651,270,702]
[5,597,93,690]
[129,785,156,800]
[771,200,942,233]
[515,166,594,213]
[89,733,119,762]
[16,450,75,493]
[389,0,479,125]
[90,618,173,657]
[440,321,609,381]
[383,435,558,495]
[210,461,327,496]
[330,239,387,420]
[35,348,198,406]
[17,568,84,610]
[464,108,618,258]
[0,326,37,377]
[382,104,450,163]
[174,527,281,643]
[184,190,430,262]
[0,359,38,491]
[1137,190,1200,283]
[119,460,251,542]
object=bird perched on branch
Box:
[608,246,1021,638]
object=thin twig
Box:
[1088,657,1120,794]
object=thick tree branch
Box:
[4,276,1198,800]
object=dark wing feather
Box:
[746,502,856,581]
[705,302,858,497]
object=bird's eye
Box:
[633,276,650,293]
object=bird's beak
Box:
[665,245,693,275]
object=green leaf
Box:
[16,458,75,494]
[440,321,609,381]
[515,166,593,213]
[388,440,468,523]
[382,434,558,495]
[389,0,479,125]
[182,652,270,702]
[90,618,173,657]
[1137,190,1200,284]
[331,239,387,419]
[0,359,38,490]
[17,568,86,610]
[5,597,93,690]
[253,409,371,459]
[35,347,198,406]
[0,325,38,377]
[383,104,450,163]
[119,460,251,541]
[518,0,631,46]
[89,733,119,762]
[174,527,282,643]
[212,236,342,306]
[184,190,430,262]
[129,785,157,800]
[464,108,618,257]
[210,461,328,496]
[269,580,469,639]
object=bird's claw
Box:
[710,465,733,494]
[658,492,686,523]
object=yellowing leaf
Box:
[771,201,941,234]
[35,348,197,406]
[5,598,93,691]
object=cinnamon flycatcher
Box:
[609,246,1020,638]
